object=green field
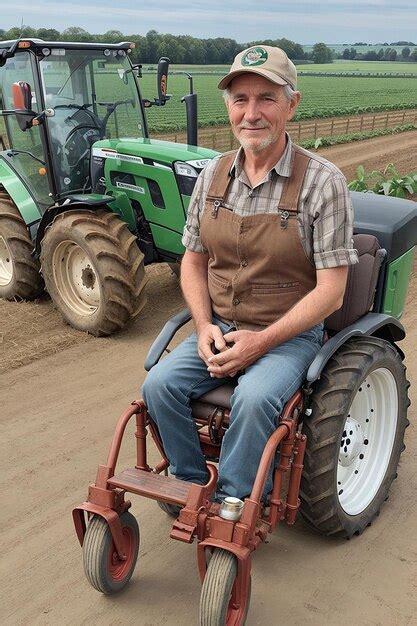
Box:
[167,61,417,74]
[2,62,417,139]
[141,71,417,132]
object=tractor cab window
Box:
[0,51,51,206]
[39,49,145,196]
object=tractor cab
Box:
[0,40,149,201]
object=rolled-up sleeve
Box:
[181,169,208,253]
[313,174,359,269]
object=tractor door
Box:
[0,51,51,206]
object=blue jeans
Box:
[142,318,323,501]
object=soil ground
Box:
[1,133,417,625]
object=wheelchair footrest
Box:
[108,468,192,506]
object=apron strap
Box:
[206,150,238,201]
[278,148,310,213]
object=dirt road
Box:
[1,133,417,625]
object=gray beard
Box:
[237,132,277,153]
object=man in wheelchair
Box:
[142,45,358,506]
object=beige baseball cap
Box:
[218,45,297,91]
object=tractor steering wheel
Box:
[63,124,102,170]
[53,103,103,136]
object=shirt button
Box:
[241,260,248,267]
[232,298,240,306]
[248,190,253,197]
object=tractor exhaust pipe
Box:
[182,74,198,146]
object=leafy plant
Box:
[348,163,417,198]
[348,165,369,191]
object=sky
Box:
[2,0,417,44]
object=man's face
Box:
[225,73,300,154]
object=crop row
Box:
[140,74,417,133]
[300,123,417,150]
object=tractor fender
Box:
[306,312,405,383]
[34,193,115,256]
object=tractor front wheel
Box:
[40,209,146,335]
[300,336,409,538]
[0,191,43,299]
[82,511,140,594]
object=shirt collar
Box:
[229,132,294,180]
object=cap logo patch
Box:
[241,47,268,66]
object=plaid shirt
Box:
[182,135,359,270]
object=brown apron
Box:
[200,146,317,331]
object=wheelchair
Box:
[73,232,411,625]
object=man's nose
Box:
[244,99,262,123]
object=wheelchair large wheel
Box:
[300,336,409,538]
[82,511,139,593]
[199,549,251,625]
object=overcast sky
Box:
[2,0,417,44]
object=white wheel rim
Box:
[0,236,13,286]
[52,240,101,316]
[337,367,398,515]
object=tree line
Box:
[0,26,333,65]
[1,26,416,64]
[342,46,417,62]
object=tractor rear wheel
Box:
[0,191,43,299]
[300,336,409,538]
[40,209,146,336]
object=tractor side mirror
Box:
[156,57,170,106]
[12,82,38,131]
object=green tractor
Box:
[0,38,216,335]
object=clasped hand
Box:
[197,323,268,378]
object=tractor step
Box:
[108,468,192,505]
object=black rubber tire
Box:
[82,511,139,594]
[199,549,251,626]
[0,191,43,299]
[300,336,410,538]
[157,500,182,517]
[40,209,146,336]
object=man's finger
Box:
[207,347,236,366]
[223,330,239,344]
[208,356,240,374]
[212,326,227,351]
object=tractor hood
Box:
[92,137,219,169]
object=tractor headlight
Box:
[174,162,198,196]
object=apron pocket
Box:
[208,270,230,289]
[251,282,300,295]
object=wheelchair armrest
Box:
[144,308,192,371]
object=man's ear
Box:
[288,91,301,121]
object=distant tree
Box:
[364,50,379,61]
[61,27,91,42]
[99,30,124,43]
[342,48,350,59]
[410,49,417,61]
[37,28,60,41]
[402,47,411,59]
[5,25,37,39]
[312,42,332,64]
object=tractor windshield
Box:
[39,48,145,195]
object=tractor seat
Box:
[190,234,384,435]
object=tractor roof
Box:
[0,39,134,51]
